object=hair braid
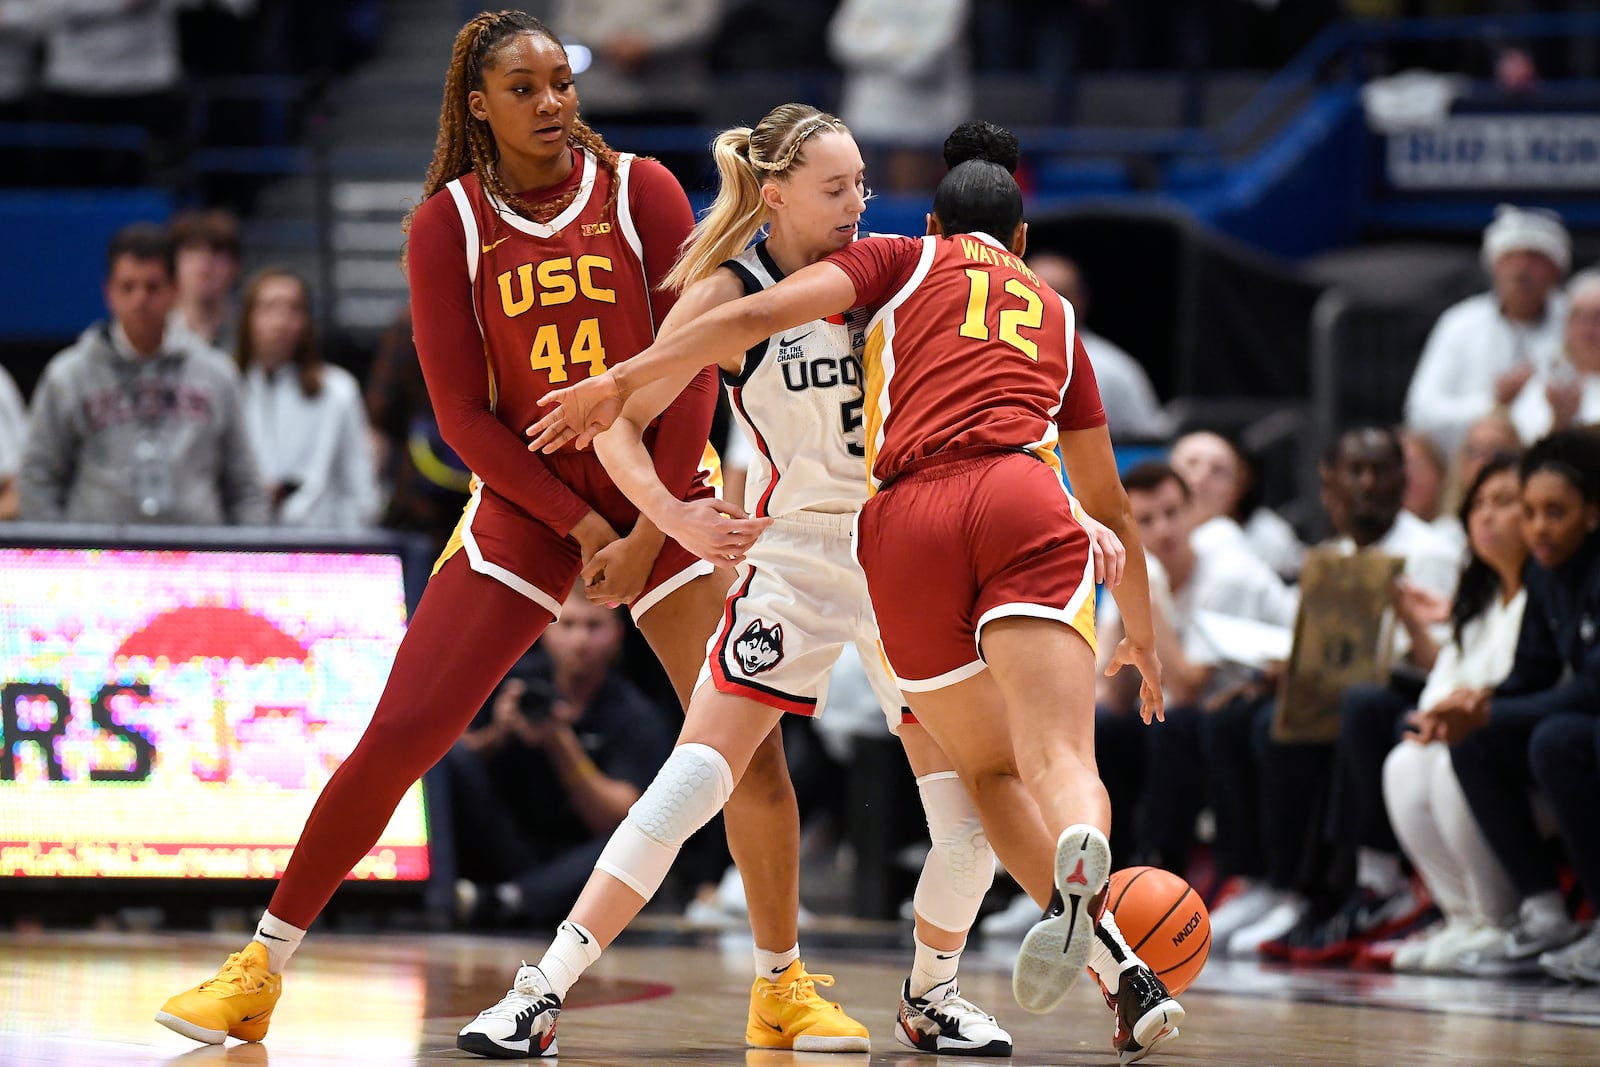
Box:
[401,10,626,259]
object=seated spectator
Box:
[236,267,379,529]
[1429,429,1600,979]
[1029,252,1174,443]
[1171,429,1305,579]
[1507,269,1600,443]
[168,208,243,352]
[364,305,471,554]
[1101,462,1297,874]
[0,363,24,520]
[1446,412,1522,515]
[1219,426,1463,958]
[1405,205,1571,456]
[18,224,267,526]
[550,0,719,123]
[1383,454,1526,974]
[424,593,674,927]
[1402,428,1466,554]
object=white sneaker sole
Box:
[893,1014,1013,1057]
[1120,1024,1180,1065]
[1132,996,1185,1048]
[792,1034,871,1052]
[1013,826,1111,1014]
[456,1030,560,1059]
[154,1010,224,1045]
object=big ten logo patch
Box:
[581,222,611,236]
[734,619,784,675]
[498,255,615,316]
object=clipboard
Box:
[1272,548,1403,743]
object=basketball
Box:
[1106,867,1211,994]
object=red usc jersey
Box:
[440,150,659,445]
[827,232,1106,491]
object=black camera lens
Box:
[517,678,555,723]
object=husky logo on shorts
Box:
[734,619,784,675]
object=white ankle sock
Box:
[1522,890,1569,928]
[1355,848,1405,897]
[536,920,602,999]
[253,911,306,973]
[1087,912,1138,995]
[753,943,800,981]
[909,931,962,998]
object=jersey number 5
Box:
[528,318,607,384]
[959,268,1043,360]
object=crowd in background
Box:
[0,1,1597,985]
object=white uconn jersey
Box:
[721,240,872,517]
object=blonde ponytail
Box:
[663,103,849,293]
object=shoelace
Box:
[926,991,995,1024]
[770,971,838,1007]
[482,965,553,1019]
[201,951,266,996]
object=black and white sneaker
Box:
[1112,965,1183,1065]
[894,978,1013,1057]
[457,963,562,1059]
[1014,824,1111,1014]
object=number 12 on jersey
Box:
[959,268,1043,360]
[528,317,608,383]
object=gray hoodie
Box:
[19,322,269,525]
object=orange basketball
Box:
[1105,866,1210,994]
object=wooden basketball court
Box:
[3,925,1597,1065]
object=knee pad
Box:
[596,743,734,900]
[912,771,995,933]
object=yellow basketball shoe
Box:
[746,960,871,1052]
[156,942,282,1044]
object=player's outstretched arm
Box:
[529,261,858,452]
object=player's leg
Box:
[633,567,804,979]
[891,721,1013,1057]
[157,555,559,1045]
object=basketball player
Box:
[521,128,1187,1063]
[153,12,819,1048]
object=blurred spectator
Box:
[22,0,185,179]
[1101,462,1297,873]
[829,0,973,192]
[424,594,674,927]
[1507,269,1600,443]
[0,363,25,520]
[1218,427,1463,958]
[1171,429,1306,579]
[364,305,471,553]
[1382,454,1526,974]
[1405,205,1571,456]
[1441,429,1600,980]
[551,0,719,123]
[1030,252,1173,442]
[18,223,267,526]
[1446,411,1522,515]
[168,208,243,352]
[236,267,379,529]
[1401,428,1466,553]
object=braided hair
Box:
[402,10,622,247]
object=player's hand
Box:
[1105,639,1164,724]
[1079,511,1126,587]
[570,511,621,568]
[581,532,658,606]
[660,497,772,566]
[527,374,624,453]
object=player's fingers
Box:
[536,387,571,410]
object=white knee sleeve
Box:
[912,771,995,933]
[596,743,734,899]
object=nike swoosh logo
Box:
[1063,896,1081,954]
[770,966,789,975]
[257,932,290,941]
[240,1012,267,1022]
[778,332,811,347]
[482,235,511,254]
[755,1012,785,1033]
[563,922,590,945]
[934,952,959,960]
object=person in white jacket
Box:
[235,267,379,530]
[1404,204,1570,457]
[1383,453,1527,973]
[1506,269,1600,443]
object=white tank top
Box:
[721,240,872,517]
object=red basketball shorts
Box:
[434,451,715,621]
[854,449,1097,690]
